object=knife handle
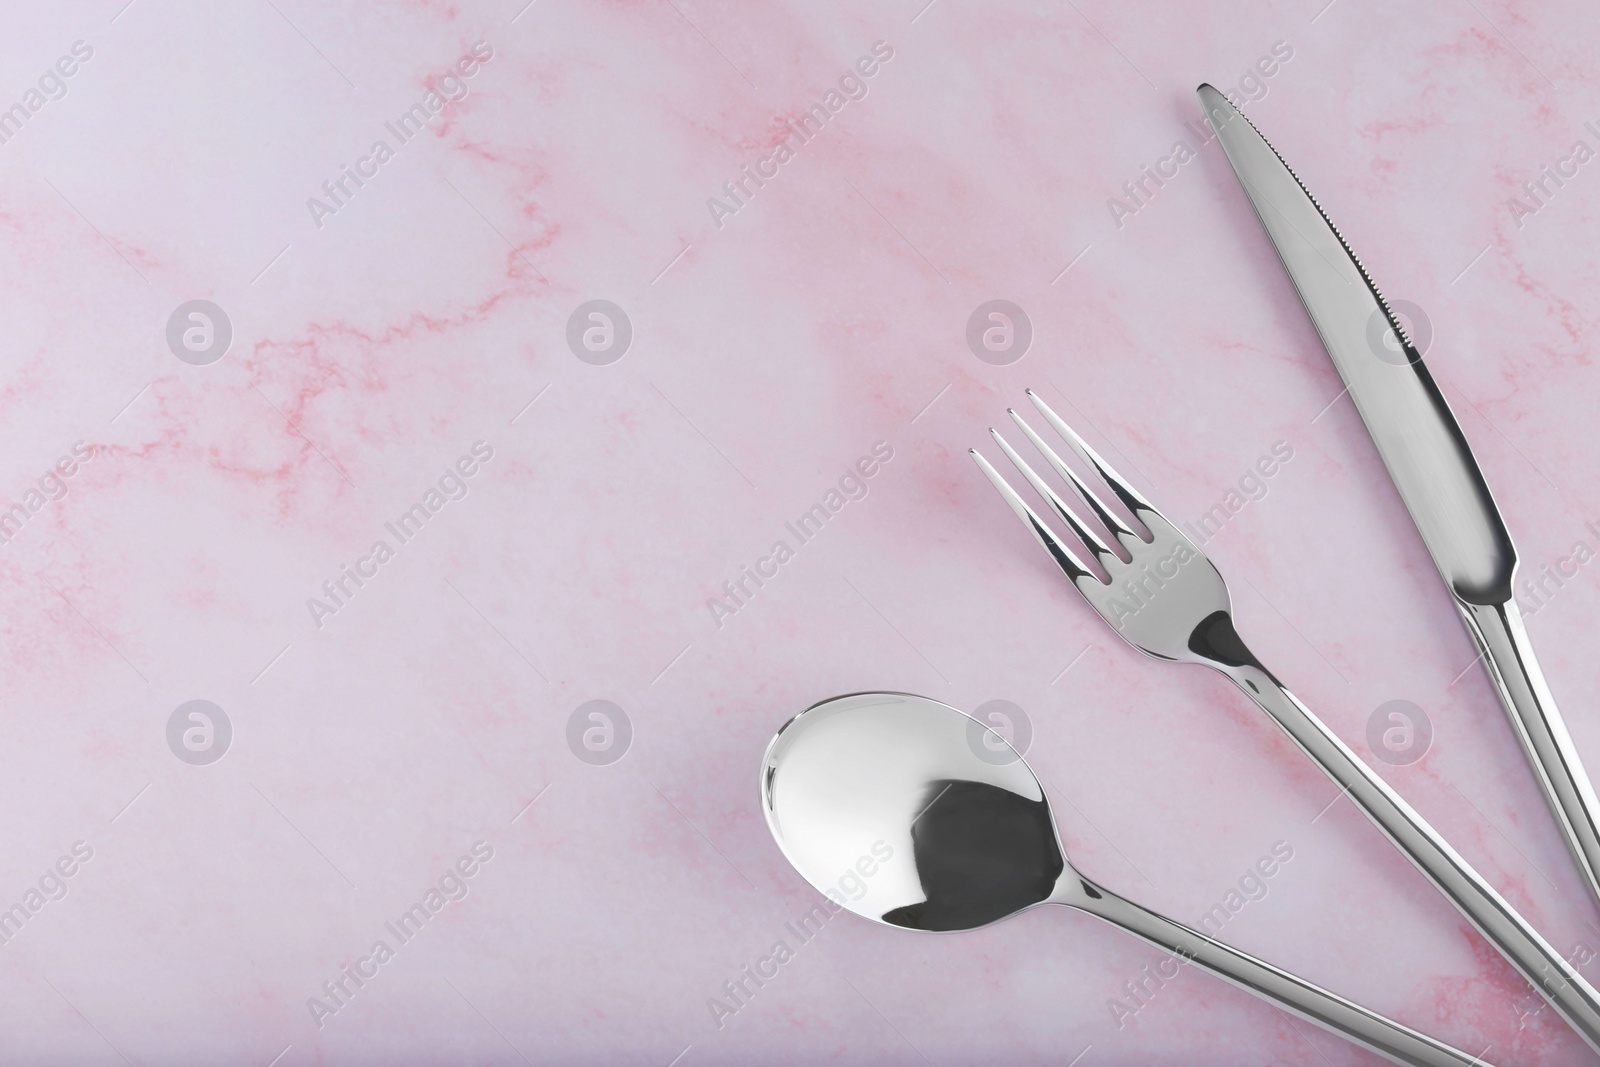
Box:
[1211,648,1600,1054]
[1458,598,1600,905]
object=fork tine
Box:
[1026,389,1155,536]
[969,449,1097,584]
[989,428,1117,570]
[1007,408,1139,557]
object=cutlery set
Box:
[759,86,1600,1065]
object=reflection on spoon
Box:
[760,692,1494,1067]
[883,778,1060,932]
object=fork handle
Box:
[1459,598,1600,910]
[1209,631,1600,1055]
[1071,879,1497,1067]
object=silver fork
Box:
[971,389,1600,1054]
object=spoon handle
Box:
[1071,879,1494,1067]
[1213,653,1600,1053]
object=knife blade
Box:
[1198,81,1600,921]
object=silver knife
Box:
[1200,82,1600,1048]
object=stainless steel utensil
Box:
[761,691,1497,1067]
[1199,80,1600,934]
[971,389,1600,1053]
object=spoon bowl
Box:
[761,691,1068,931]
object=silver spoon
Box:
[760,692,1495,1067]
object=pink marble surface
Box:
[2,0,1599,1063]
